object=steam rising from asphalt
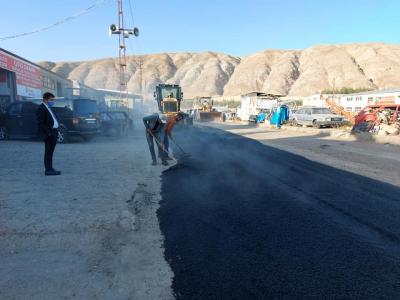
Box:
[133,97,158,128]
[163,125,323,199]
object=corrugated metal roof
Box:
[241,91,285,97]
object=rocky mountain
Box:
[38,43,400,98]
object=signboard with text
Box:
[0,50,42,98]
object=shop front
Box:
[0,49,42,109]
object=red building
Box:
[0,48,73,112]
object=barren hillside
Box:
[38,43,400,98]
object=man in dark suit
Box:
[36,92,61,176]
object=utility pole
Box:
[137,56,143,96]
[137,57,144,115]
[109,0,139,107]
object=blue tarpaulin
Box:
[270,105,289,128]
[257,113,266,123]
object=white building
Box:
[96,89,147,125]
[96,88,142,109]
[302,94,342,107]
[340,88,400,113]
[71,80,105,103]
[237,92,280,121]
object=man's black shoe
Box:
[152,161,157,166]
[45,170,61,176]
[162,161,169,166]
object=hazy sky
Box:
[1,0,399,62]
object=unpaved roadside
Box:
[0,132,173,300]
[200,122,400,187]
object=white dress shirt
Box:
[43,102,59,129]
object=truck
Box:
[153,84,193,125]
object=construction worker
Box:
[166,112,185,137]
[143,113,168,166]
[163,112,185,151]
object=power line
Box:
[126,0,144,95]
[128,0,142,54]
[0,0,110,41]
[127,0,136,27]
[126,0,142,56]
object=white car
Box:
[292,107,346,128]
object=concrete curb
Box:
[279,125,400,146]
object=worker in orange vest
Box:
[164,112,185,153]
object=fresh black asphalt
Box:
[158,126,400,299]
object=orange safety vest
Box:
[165,117,177,137]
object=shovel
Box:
[148,131,178,163]
[169,136,191,159]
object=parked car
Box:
[0,98,101,143]
[248,114,258,124]
[354,104,400,125]
[100,111,129,137]
[54,98,101,142]
[248,109,271,124]
[0,101,39,140]
[292,107,346,128]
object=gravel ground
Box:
[202,122,400,187]
[0,131,173,300]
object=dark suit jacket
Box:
[36,103,57,139]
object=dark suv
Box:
[0,98,101,143]
[52,98,101,142]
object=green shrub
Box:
[321,87,373,94]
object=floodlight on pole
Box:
[109,0,139,107]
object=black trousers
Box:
[44,130,58,171]
[145,129,166,162]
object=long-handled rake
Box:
[169,136,191,159]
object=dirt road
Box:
[0,132,173,300]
